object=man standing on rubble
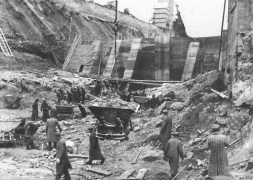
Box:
[86,126,105,165]
[159,109,172,150]
[46,109,62,151]
[55,133,72,180]
[41,99,50,122]
[164,132,184,180]
[24,121,42,150]
[206,124,230,177]
[81,87,86,104]
[56,90,62,105]
[31,99,39,121]
[67,90,73,104]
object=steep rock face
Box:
[0,0,161,60]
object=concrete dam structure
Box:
[64,35,222,81]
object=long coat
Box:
[46,118,62,142]
[207,132,230,177]
[164,138,184,175]
[160,115,172,150]
[89,133,104,160]
[31,102,38,121]
[56,139,72,176]
[41,102,50,122]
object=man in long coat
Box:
[164,132,184,180]
[41,99,50,122]
[160,109,172,150]
[55,134,72,180]
[207,124,230,177]
[56,91,62,104]
[81,87,86,104]
[86,127,105,165]
[67,91,73,104]
[24,122,41,150]
[31,99,39,121]
[46,109,62,150]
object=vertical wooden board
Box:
[89,40,102,74]
[103,40,122,77]
[181,42,200,81]
[123,39,142,79]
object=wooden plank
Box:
[63,35,80,69]
[68,154,89,159]
[181,42,200,81]
[135,169,148,180]
[117,169,135,179]
[123,39,142,79]
[86,167,112,176]
[103,40,122,77]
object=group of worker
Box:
[160,109,230,180]
[31,98,50,122]
[56,87,86,105]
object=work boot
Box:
[100,158,105,165]
[85,160,92,165]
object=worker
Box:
[31,99,39,121]
[55,133,72,180]
[24,121,42,150]
[46,109,62,151]
[163,132,184,180]
[73,87,78,105]
[77,86,81,103]
[56,90,62,104]
[41,99,50,122]
[67,91,73,104]
[86,126,105,165]
[14,118,26,139]
[159,109,172,150]
[81,87,86,104]
[207,124,230,177]
[78,104,86,118]
[59,88,65,101]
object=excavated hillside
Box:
[0,0,161,67]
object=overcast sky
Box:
[93,0,228,38]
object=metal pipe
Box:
[217,0,227,70]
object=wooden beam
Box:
[86,167,112,176]
[68,154,89,159]
[135,169,148,180]
[117,169,135,179]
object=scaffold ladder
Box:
[0,28,13,57]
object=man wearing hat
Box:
[164,132,184,180]
[206,124,230,177]
[159,109,172,150]
[86,126,105,165]
[46,109,62,151]
[31,99,39,121]
[55,133,72,180]
[24,121,42,150]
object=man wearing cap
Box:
[164,132,184,180]
[55,133,72,180]
[160,109,172,150]
[41,99,50,122]
[46,109,62,151]
[24,121,42,150]
[86,127,105,165]
[207,124,230,177]
[31,99,39,121]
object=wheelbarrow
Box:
[133,96,149,111]
[56,105,74,120]
[3,94,23,109]
[0,120,21,145]
[88,106,136,140]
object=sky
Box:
[93,0,228,38]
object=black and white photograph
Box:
[0,0,251,179]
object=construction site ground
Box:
[0,69,252,180]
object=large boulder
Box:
[170,102,184,111]
[144,133,160,143]
[0,81,6,89]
